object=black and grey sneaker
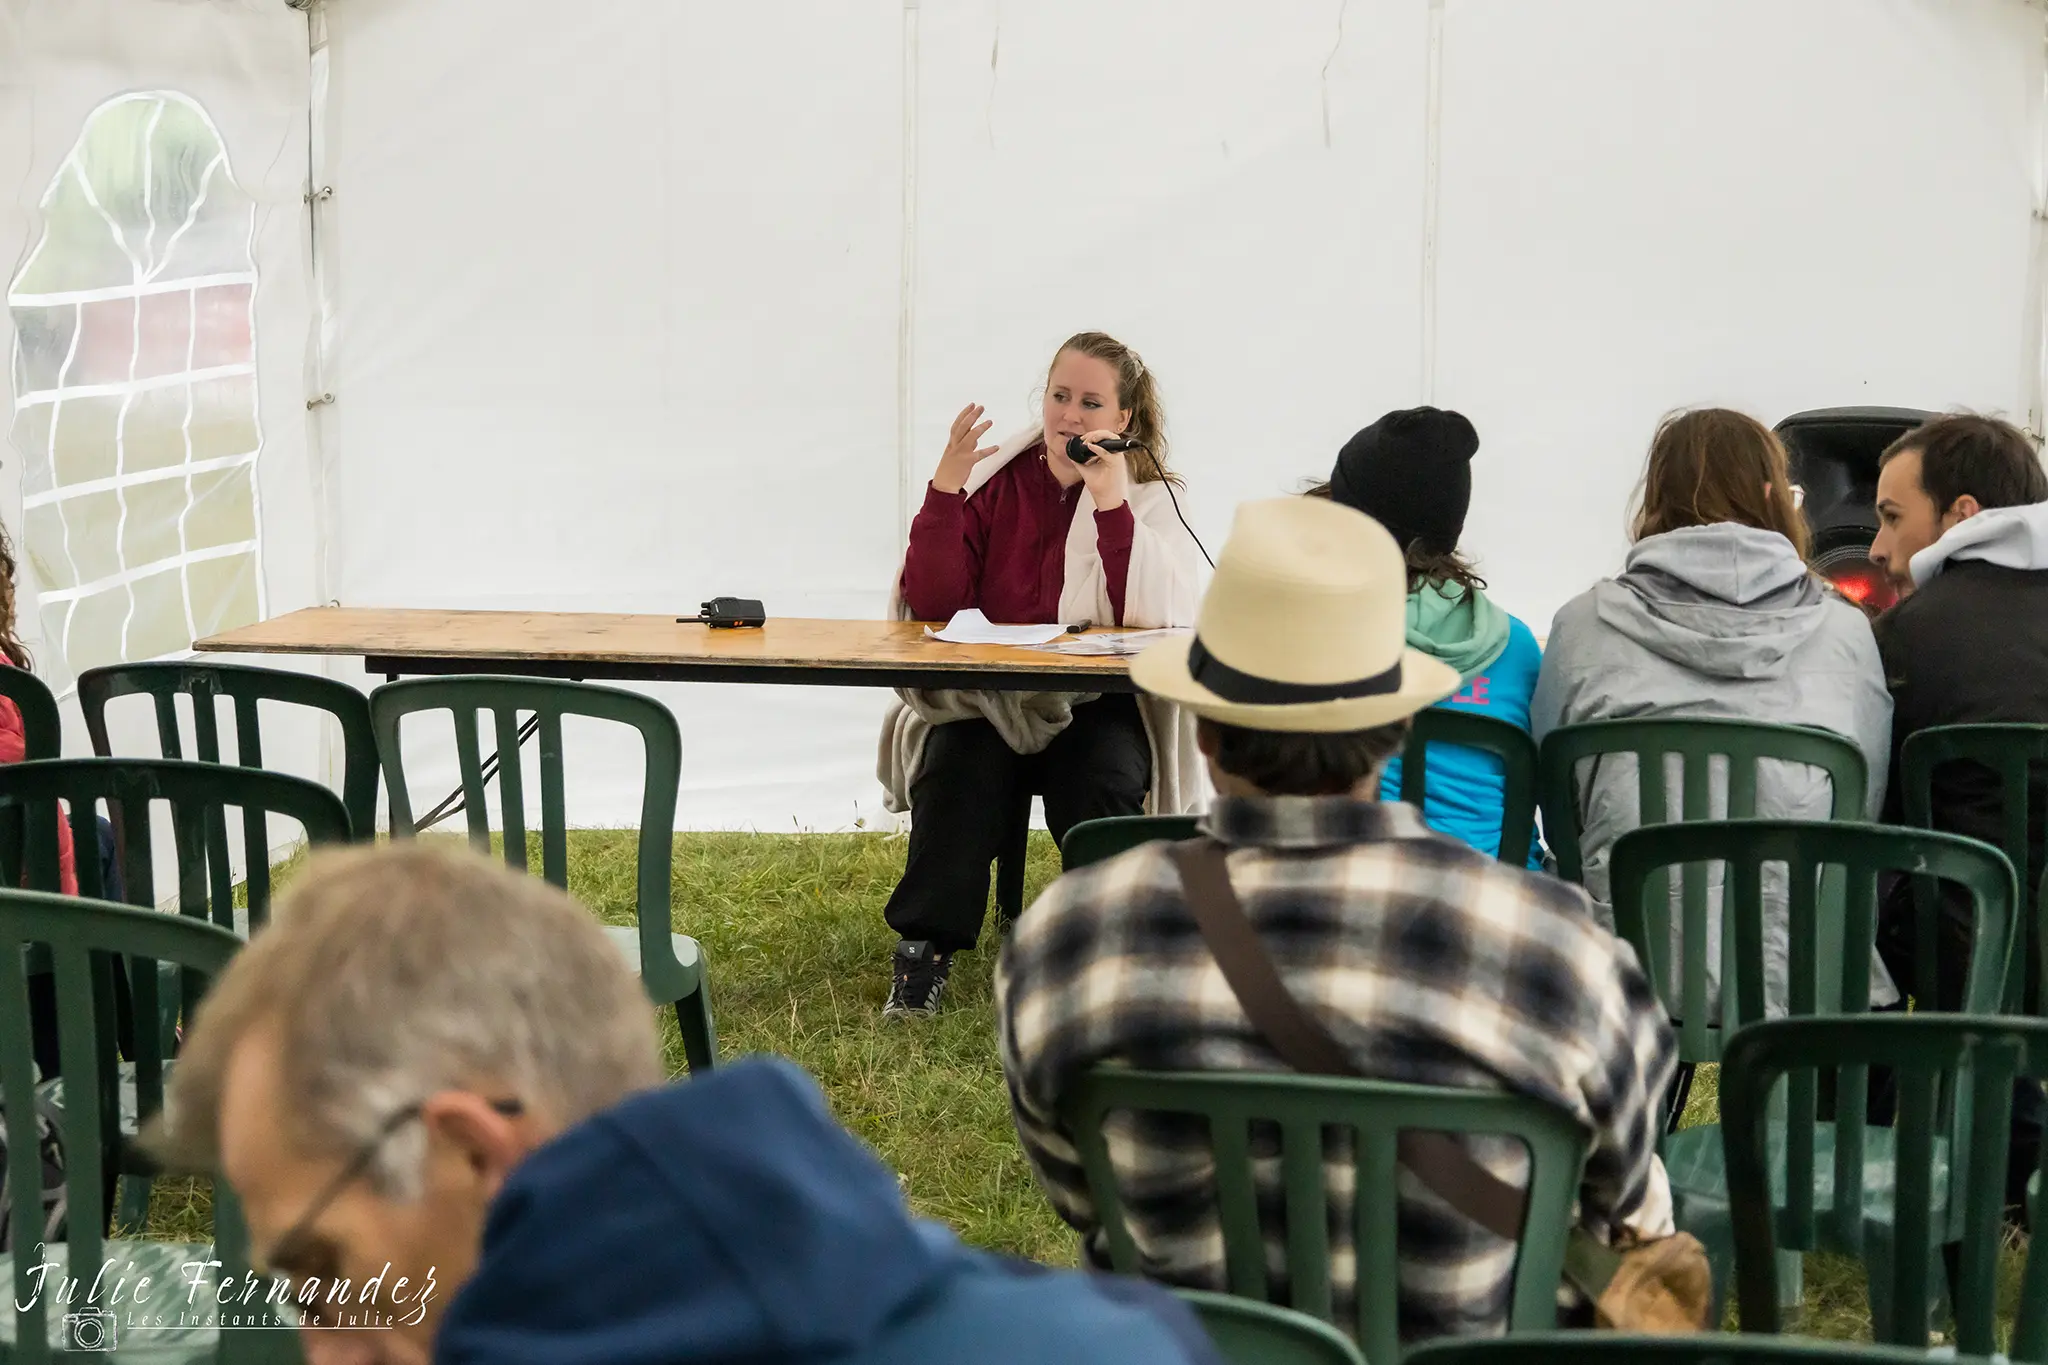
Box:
[884,940,954,1019]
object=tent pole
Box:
[895,0,921,561]
[2026,9,2048,441]
[303,0,350,804]
[1419,0,1445,406]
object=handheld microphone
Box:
[1066,435,1141,464]
[1060,434,1216,570]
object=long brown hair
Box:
[1301,479,1486,595]
[1630,408,1809,558]
[0,522,31,671]
[1048,331,1178,486]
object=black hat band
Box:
[1186,637,1403,705]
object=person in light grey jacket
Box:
[1532,408,1895,1019]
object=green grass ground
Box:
[145,829,2033,1344]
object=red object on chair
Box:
[0,696,77,895]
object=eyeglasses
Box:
[262,1095,523,1329]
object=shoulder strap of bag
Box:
[1169,838,1530,1244]
[1172,838,1357,1075]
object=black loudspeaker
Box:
[1774,406,1933,614]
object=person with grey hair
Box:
[149,843,1220,1365]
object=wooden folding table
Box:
[194,607,1146,693]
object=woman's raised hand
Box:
[933,403,998,495]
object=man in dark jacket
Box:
[147,844,1219,1365]
[1868,411,2048,1214]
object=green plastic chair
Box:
[1406,1330,1995,1365]
[1064,1068,1587,1365]
[1176,1290,1365,1365]
[79,660,380,842]
[0,888,296,1363]
[371,676,715,1072]
[1722,1015,2048,1358]
[0,665,61,761]
[1061,815,1202,871]
[0,757,352,929]
[1542,719,1872,1144]
[0,757,351,1232]
[1610,819,2017,1327]
[1610,820,2013,1063]
[1399,709,1539,863]
[1537,718,1869,885]
[1900,724,2048,1013]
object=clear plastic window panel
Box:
[7,92,264,688]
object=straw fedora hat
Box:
[1131,497,1461,733]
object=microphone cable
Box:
[1158,477,1214,570]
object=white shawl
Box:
[877,425,1209,818]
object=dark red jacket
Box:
[902,446,1136,626]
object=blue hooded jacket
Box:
[1377,583,1545,867]
[434,1056,1220,1365]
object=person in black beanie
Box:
[1330,407,1478,561]
[1311,407,1545,866]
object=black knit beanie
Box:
[1328,407,1479,557]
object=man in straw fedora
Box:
[996,496,1677,1344]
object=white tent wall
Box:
[1436,0,2048,627]
[54,0,2033,834]
[907,0,1433,555]
[0,0,330,882]
[317,0,908,832]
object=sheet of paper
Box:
[924,609,1070,646]
[1020,627,1192,657]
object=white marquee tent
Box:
[4,0,2046,833]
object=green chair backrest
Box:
[1061,815,1201,871]
[1609,819,2014,1063]
[0,757,351,928]
[0,665,61,761]
[0,889,284,1363]
[369,676,689,1001]
[79,661,379,841]
[1406,1330,1994,1365]
[1900,724,2048,1013]
[1721,1014,2048,1358]
[1399,709,1539,863]
[1064,1068,1587,1365]
[1537,718,1868,885]
[1176,1290,1365,1365]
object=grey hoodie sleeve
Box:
[1826,601,1893,820]
[1529,597,1594,744]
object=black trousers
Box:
[884,694,1151,952]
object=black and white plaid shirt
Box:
[996,796,1677,1343]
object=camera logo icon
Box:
[64,1310,115,1351]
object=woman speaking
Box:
[878,331,1205,1018]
